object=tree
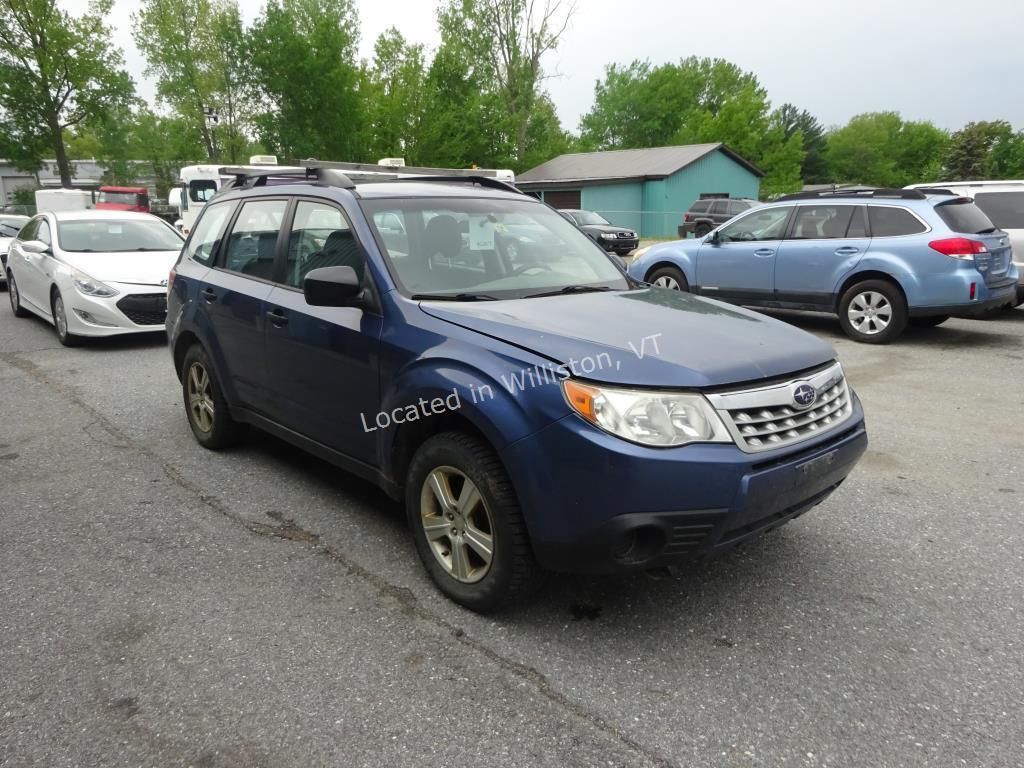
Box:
[943,121,1018,180]
[823,113,948,187]
[775,104,827,183]
[0,0,134,186]
[248,0,365,161]
[363,27,428,162]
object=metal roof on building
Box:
[517,143,764,186]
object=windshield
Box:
[0,222,23,237]
[935,199,997,235]
[972,191,1024,230]
[573,211,610,226]
[362,197,629,299]
[99,191,145,206]
[57,219,184,253]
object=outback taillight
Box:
[928,237,987,260]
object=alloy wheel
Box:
[419,466,495,584]
[187,362,215,433]
[8,275,18,311]
[653,275,681,290]
[847,290,892,335]
[53,294,68,339]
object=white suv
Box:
[907,181,1024,306]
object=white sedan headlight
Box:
[71,270,119,298]
[563,380,732,447]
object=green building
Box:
[516,143,763,238]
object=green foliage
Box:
[248,0,365,162]
[363,27,428,162]
[11,185,35,206]
[775,104,827,183]
[0,0,134,185]
[824,112,948,187]
[943,121,1024,180]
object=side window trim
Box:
[866,204,931,238]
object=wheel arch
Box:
[835,270,909,313]
[644,259,692,287]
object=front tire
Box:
[838,280,907,344]
[8,272,29,317]
[646,264,688,292]
[405,431,543,612]
[51,290,80,347]
[181,344,246,449]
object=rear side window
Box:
[790,205,856,239]
[972,192,1024,229]
[220,200,287,279]
[709,200,727,214]
[690,200,710,213]
[934,200,995,235]
[186,201,236,265]
[868,206,927,237]
[726,200,748,215]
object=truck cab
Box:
[95,186,150,213]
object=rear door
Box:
[262,198,383,465]
[774,204,870,307]
[200,198,288,411]
[695,206,794,301]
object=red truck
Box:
[95,186,150,213]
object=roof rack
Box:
[218,165,356,191]
[777,188,928,201]
[298,160,523,195]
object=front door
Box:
[262,198,383,465]
[695,205,794,302]
[774,204,870,307]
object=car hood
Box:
[582,223,634,235]
[58,250,179,286]
[420,288,836,388]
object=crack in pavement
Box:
[0,349,678,768]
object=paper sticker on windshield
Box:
[468,216,495,251]
[107,224,123,234]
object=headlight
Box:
[600,233,616,240]
[632,245,651,260]
[562,380,732,447]
[71,270,119,297]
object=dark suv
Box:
[167,163,867,612]
[681,198,760,238]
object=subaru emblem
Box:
[792,383,817,409]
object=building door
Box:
[543,190,581,209]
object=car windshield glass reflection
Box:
[58,220,184,253]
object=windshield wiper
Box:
[524,285,616,299]
[411,292,499,302]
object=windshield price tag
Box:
[468,216,495,251]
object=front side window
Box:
[362,197,628,299]
[220,200,287,279]
[790,205,856,240]
[189,180,218,203]
[18,217,40,242]
[57,218,183,253]
[286,201,363,288]
[868,206,927,237]
[37,220,51,246]
[968,192,1024,230]
[718,206,792,243]
[186,201,236,264]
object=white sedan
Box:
[5,210,183,345]
[0,214,30,287]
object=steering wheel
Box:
[509,262,554,277]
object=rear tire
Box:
[646,265,689,292]
[838,279,908,344]
[7,272,29,317]
[181,344,246,449]
[51,290,80,347]
[909,315,950,329]
[693,223,712,238]
[405,431,544,612]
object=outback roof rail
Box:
[777,188,928,201]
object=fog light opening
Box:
[611,525,666,565]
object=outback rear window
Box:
[972,191,1024,230]
[868,206,927,237]
[934,199,996,235]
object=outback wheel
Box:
[839,280,907,344]
[181,344,246,449]
[909,315,950,329]
[646,265,688,292]
[51,290,80,346]
[406,431,543,612]
[8,272,29,317]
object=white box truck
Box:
[34,188,94,213]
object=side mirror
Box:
[303,265,363,307]
[21,240,50,254]
[707,230,720,245]
[167,187,183,210]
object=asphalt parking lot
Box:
[1,300,1022,768]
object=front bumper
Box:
[64,283,168,337]
[501,395,868,573]
[599,237,639,254]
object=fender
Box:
[631,241,698,285]
[834,251,919,304]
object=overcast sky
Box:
[63,0,1024,134]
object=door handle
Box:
[200,287,217,303]
[835,247,860,255]
[754,249,775,258]
[266,308,288,327]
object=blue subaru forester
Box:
[628,188,1019,343]
[167,164,867,611]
